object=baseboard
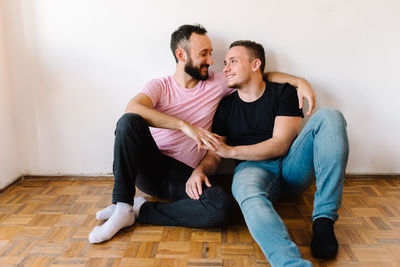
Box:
[22,174,114,180]
[1,173,399,193]
[346,174,400,179]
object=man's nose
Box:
[206,55,213,66]
[223,63,230,73]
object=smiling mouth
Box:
[225,74,235,79]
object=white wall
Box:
[0,1,20,188]
[1,0,400,180]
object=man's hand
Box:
[185,170,212,200]
[212,139,234,159]
[202,136,233,159]
[181,122,221,151]
[297,79,316,116]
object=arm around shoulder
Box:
[265,72,316,116]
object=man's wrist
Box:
[296,78,308,89]
[228,146,237,159]
[192,168,204,176]
[178,119,188,131]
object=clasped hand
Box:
[181,123,222,151]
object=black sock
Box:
[311,217,338,259]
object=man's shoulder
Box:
[267,80,295,90]
[147,75,172,85]
[143,76,173,91]
[266,81,297,96]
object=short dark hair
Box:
[170,24,208,62]
[229,40,266,73]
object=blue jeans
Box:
[231,108,349,267]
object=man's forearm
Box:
[126,102,185,130]
[227,137,290,161]
[265,72,306,88]
[194,151,221,177]
[125,93,223,151]
[222,116,301,161]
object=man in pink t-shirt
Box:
[89,24,316,244]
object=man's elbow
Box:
[125,101,143,114]
[125,102,135,113]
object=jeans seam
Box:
[314,129,322,209]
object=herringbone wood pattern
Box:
[0,177,400,266]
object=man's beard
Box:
[184,58,209,81]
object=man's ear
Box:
[252,58,262,72]
[175,48,186,63]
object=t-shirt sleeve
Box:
[276,83,304,118]
[141,79,164,107]
[212,101,227,136]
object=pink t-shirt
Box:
[142,71,233,168]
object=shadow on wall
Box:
[3,0,41,173]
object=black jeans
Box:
[112,113,234,228]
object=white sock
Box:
[89,202,135,244]
[133,197,147,218]
[96,204,116,220]
[95,197,147,221]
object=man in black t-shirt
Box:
[208,41,349,266]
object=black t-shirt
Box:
[212,81,303,146]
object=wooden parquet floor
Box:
[1,177,400,266]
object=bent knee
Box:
[315,108,347,127]
[116,113,148,133]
